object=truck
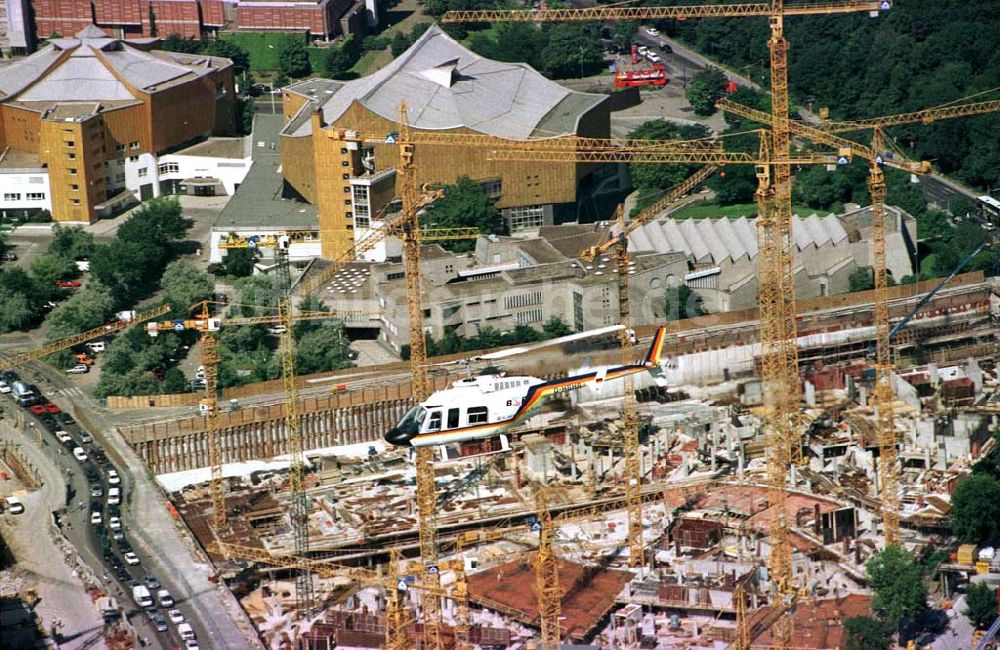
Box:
[131,584,153,608]
[11,381,35,406]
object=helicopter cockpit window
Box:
[396,406,426,438]
[427,410,442,431]
[468,406,488,424]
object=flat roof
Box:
[214,112,317,230]
[175,138,248,159]
[0,148,42,170]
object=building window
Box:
[128,155,139,162]
[387,271,405,281]
[508,205,545,232]
[504,292,543,309]
[129,141,140,150]
[71,198,80,205]
[115,173,125,182]
[158,162,179,174]
[515,309,543,325]
[479,178,502,197]
[138,168,148,178]
[66,152,76,160]
[343,186,351,193]
[352,185,369,204]
[70,184,79,191]
[115,144,126,153]
[64,141,75,147]
[68,168,78,175]
[26,192,45,201]
[3,193,20,201]
[467,406,488,424]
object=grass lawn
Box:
[920,253,938,276]
[220,32,330,74]
[669,201,824,220]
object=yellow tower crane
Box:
[534,489,562,650]
[579,166,718,568]
[717,93,1000,546]
[441,5,889,645]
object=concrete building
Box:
[32,0,367,40]
[0,25,236,222]
[626,205,916,312]
[0,0,31,54]
[279,24,613,260]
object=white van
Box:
[87,341,105,353]
[177,622,195,640]
[107,487,120,506]
[132,585,153,608]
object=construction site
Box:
[105,1,1000,648]
[4,2,999,649]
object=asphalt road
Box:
[14,361,259,649]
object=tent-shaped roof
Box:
[0,25,232,105]
[284,24,606,141]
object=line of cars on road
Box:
[2,368,200,648]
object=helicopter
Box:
[384,325,668,450]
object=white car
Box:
[646,52,662,63]
[184,641,199,650]
[109,516,122,530]
[90,511,102,525]
[107,469,120,485]
[267,325,287,335]
[637,45,649,56]
[0,381,10,394]
[4,495,24,514]
[55,431,74,445]
[196,365,206,379]
[107,487,120,506]
[168,609,184,624]
[157,589,174,608]
[72,447,88,462]
[66,364,89,374]
[646,27,660,36]
[123,551,140,566]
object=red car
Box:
[44,403,61,414]
[55,280,81,288]
[29,404,46,415]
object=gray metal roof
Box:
[628,214,848,264]
[0,26,231,104]
[291,24,605,141]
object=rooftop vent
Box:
[420,58,460,89]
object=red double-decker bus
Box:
[614,65,668,88]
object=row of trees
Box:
[659,0,1000,192]
[421,176,504,252]
[465,22,606,79]
[400,317,572,361]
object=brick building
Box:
[32,0,368,40]
[0,25,235,222]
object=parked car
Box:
[90,511,102,525]
[66,364,90,374]
[55,280,81,288]
[123,551,140,566]
[107,469,120,485]
[0,381,10,394]
[109,516,122,530]
[157,589,174,608]
[167,609,184,624]
[74,354,94,366]
[90,484,103,498]
[645,26,660,36]
[58,413,75,426]
[72,447,88,462]
[29,404,46,416]
[0,252,17,261]
[145,575,160,590]
[55,431,74,446]
[86,341,105,353]
[152,613,169,633]
[43,402,60,414]
[267,325,287,335]
[4,496,24,514]
[107,487,120,505]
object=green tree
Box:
[44,282,116,341]
[323,37,360,79]
[203,39,250,76]
[161,260,214,313]
[148,6,157,37]
[542,316,572,338]
[685,67,728,116]
[965,582,999,630]
[160,35,202,54]
[30,253,75,287]
[90,239,164,305]
[422,176,502,251]
[493,23,544,68]
[665,285,703,320]
[866,545,927,630]
[611,21,639,52]
[221,245,258,278]
[390,31,411,57]
[0,287,33,332]
[627,120,712,209]
[849,266,874,292]
[951,473,1000,543]
[162,367,189,393]
[539,23,605,79]
[843,616,892,650]
[234,274,278,315]
[295,322,354,375]
[49,224,94,262]
[276,35,311,78]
